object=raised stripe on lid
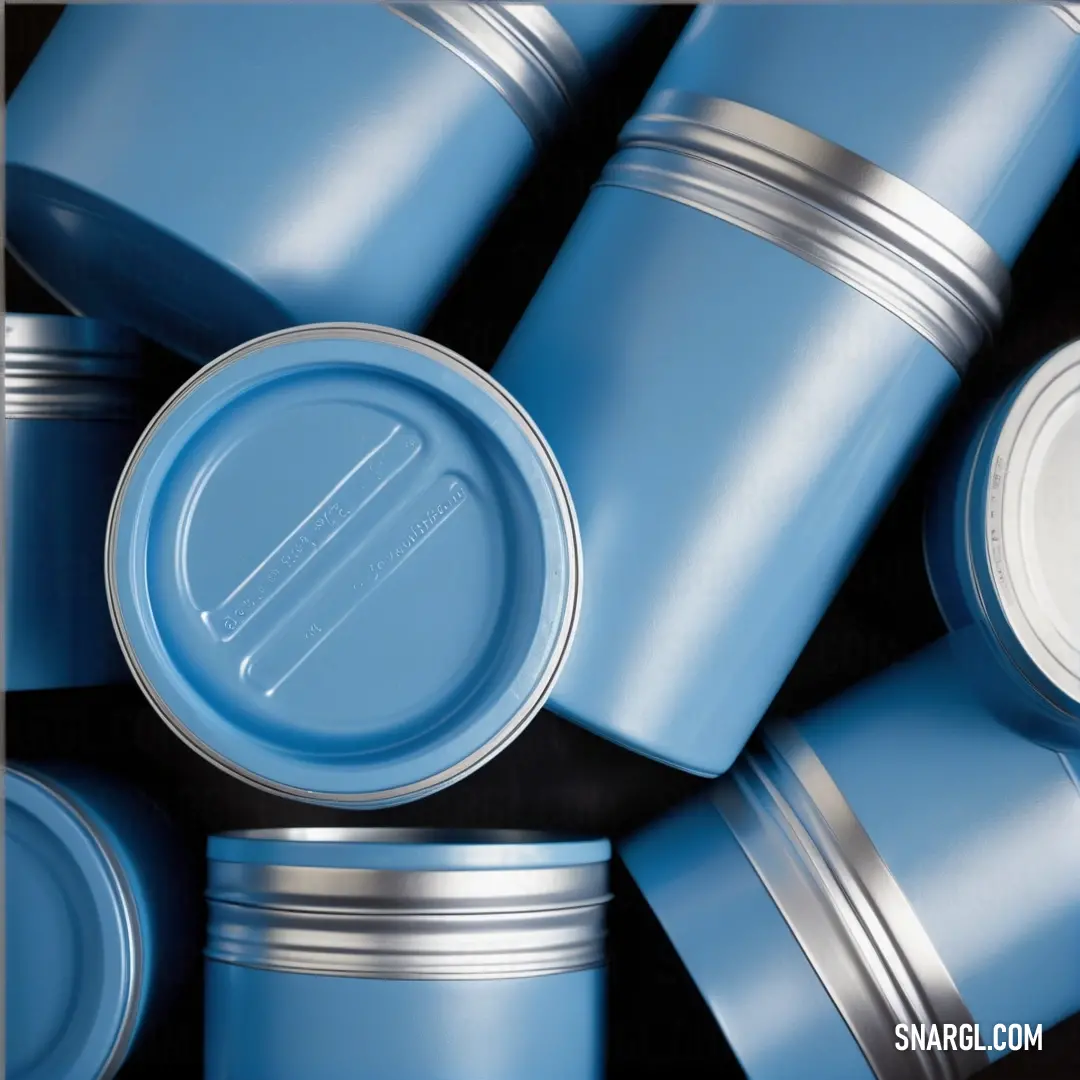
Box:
[596,89,1010,375]
[713,721,987,1080]
[385,3,587,145]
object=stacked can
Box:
[203,829,612,1080]
[5,3,650,362]
[5,763,195,1080]
[5,4,1080,1077]
[4,315,144,692]
[924,336,1080,751]
[622,636,1080,1080]
[493,2,1080,776]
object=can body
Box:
[492,3,1080,776]
[203,829,611,1080]
[5,763,195,1080]
[5,3,647,363]
[205,964,604,1080]
[4,315,142,692]
[924,338,1080,750]
[621,636,1080,1080]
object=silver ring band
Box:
[713,720,988,1080]
[4,361,142,420]
[1053,4,1080,33]
[205,860,610,979]
[5,315,142,420]
[596,90,1010,374]
[385,3,586,145]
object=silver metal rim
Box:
[1052,4,1080,33]
[596,90,1010,374]
[104,322,582,808]
[205,856,610,979]
[219,827,585,844]
[10,768,144,1080]
[975,339,1080,708]
[713,722,987,1080]
[385,3,586,145]
[5,313,142,420]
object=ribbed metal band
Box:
[1053,4,1080,33]
[713,720,988,1080]
[12,767,144,1080]
[205,860,610,980]
[596,90,1010,375]
[385,3,586,144]
[5,314,142,420]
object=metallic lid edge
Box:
[104,322,583,809]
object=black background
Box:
[5,5,1080,1078]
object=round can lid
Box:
[107,324,581,807]
[208,827,611,871]
[5,768,140,1080]
[979,338,1080,711]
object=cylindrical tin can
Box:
[621,636,1080,1080]
[924,337,1080,751]
[5,314,143,692]
[5,3,650,364]
[106,324,581,807]
[204,828,612,1080]
[491,4,1080,776]
[5,762,196,1080]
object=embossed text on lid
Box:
[105,323,581,808]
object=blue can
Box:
[621,636,1080,1080]
[492,4,1080,776]
[5,762,196,1080]
[204,828,611,1080]
[5,315,143,692]
[5,3,650,364]
[106,323,581,807]
[924,337,1080,752]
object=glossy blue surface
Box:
[493,4,1080,776]
[623,637,1080,1078]
[108,327,577,806]
[496,194,957,776]
[6,417,138,691]
[5,765,193,1080]
[622,795,872,1080]
[659,4,1080,263]
[5,4,648,364]
[205,964,605,1080]
[799,640,1080,1059]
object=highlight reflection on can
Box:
[5,3,650,363]
[492,3,1080,776]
